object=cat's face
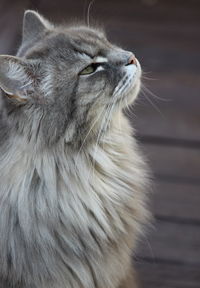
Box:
[0,11,141,147]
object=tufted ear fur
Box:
[0,55,36,103]
[22,10,53,44]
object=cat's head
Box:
[0,10,141,147]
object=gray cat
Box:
[0,10,149,288]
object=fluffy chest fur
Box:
[0,114,148,288]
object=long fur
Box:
[0,10,149,288]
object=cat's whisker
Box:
[119,96,130,149]
[87,106,108,181]
[90,101,114,179]
[87,0,95,27]
[143,235,156,264]
[74,84,107,168]
[141,71,158,81]
[117,96,123,136]
[142,76,157,81]
[141,84,171,102]
[20,80,34,89]
[140,88,165,119]
[95,97,116,157]
[75,107,105,170]
[142,70,154,76]
[125,97,131,115]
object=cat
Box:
[0,10,149,288]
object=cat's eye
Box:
[79,63,101,75]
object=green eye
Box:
[79,62,104,76]
[80,64,95,75]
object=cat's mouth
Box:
[113,59,141,104]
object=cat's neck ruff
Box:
[0,112,148,288]
[0,113,147,239]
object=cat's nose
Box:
[125,54,137,66]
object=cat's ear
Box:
[22,10,53,44]
[0,55,35,103]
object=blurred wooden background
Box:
[0,0,200,287]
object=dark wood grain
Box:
[151,181,200,221]
[136,262,200,288]
[137,219,200,265]
[140,143,200,180]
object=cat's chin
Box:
[121,78,141,108]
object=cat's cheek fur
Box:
[125,80,141,106]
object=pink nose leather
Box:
[128,54,137,66]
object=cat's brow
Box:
[75,50,108,64]
[74,49,94,59]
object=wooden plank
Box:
[39,0,200,26]
[0,0,28,54]
[137,219,200,265]
[151,181,200,221]
[140,143,200,181]
[135,262,200,288]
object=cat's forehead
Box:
[25,26,116,65]
[49,26,112,57]
[68,26,109,45]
